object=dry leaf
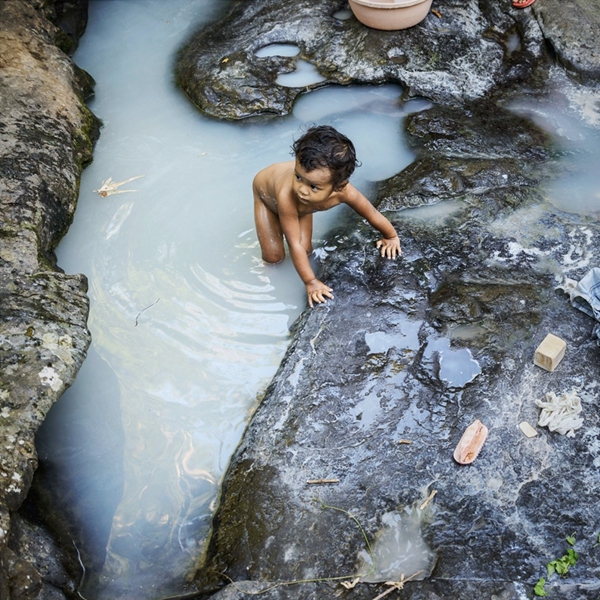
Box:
[94,175,144,197]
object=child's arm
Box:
[280,211,334,307]
[344,186,401,258]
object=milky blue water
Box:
[47,1,428,597]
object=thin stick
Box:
[371,571,424,600]
[307,478,340,484]
[419,490,437,510]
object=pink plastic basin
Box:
[348,0,433,30]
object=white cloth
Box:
[558,267,600,342]
[536,390,583,437]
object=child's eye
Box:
[295,173,301,181]
[311,185,318,191]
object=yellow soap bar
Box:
[519,421,538,438]
[534,334,566,372]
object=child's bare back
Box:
[253,126,401,307]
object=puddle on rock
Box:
[276,59,327,87]
[255,43,300,58]
[365,321,421,355]
[446,323,488,342]
[356,507,436,582]
[424,337,481,388]
[505,31,521,56]
[507,80,600,217]
[333,8,353,20]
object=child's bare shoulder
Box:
[337,182,365,204]
[257,160,293,177]
[255,161,292,188]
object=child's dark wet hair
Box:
[292,125,359,190]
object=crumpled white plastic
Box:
[535,389,584,437]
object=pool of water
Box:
[43,1,428,597]
[508,82,600,217]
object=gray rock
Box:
[197,153,600,599]
[177,0,543,120]
[189,46,600,600]
[533,0,600,82]
[2,0,600,597]
[0,0,98,597]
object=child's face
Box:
[293,159,336,206]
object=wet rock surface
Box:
[2,0,600,598]
[177,0,600,121]
[179,0,600,599]
[532,0,600,82]
[0,0,98,598]
[196,102,600,599]
[176,0,544,120]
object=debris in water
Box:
[356,509,434,584]
[94,175,144,197]
[134,298,160,326]
[306,478,339,484]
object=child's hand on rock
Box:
[376,236,402,259]
[306,279,334,307]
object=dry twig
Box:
[419,489,437,510]
[371,571,424,600]
[307,478,340,485]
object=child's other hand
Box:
[376,236,402,259]
[306,279,334,308]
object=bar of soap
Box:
[519,421,538,438]
[534,334,566,372]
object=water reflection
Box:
[423,337,481,388]
[47,0,427,597]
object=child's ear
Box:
[335,180,349,191]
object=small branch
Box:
[371,571,424,600]
[419,490,437,510]
[307,478,339,485]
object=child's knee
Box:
[262,250,285,264]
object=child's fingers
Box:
[308,288,334,307]
[379,243,402,259]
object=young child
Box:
[253,125,401,307]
